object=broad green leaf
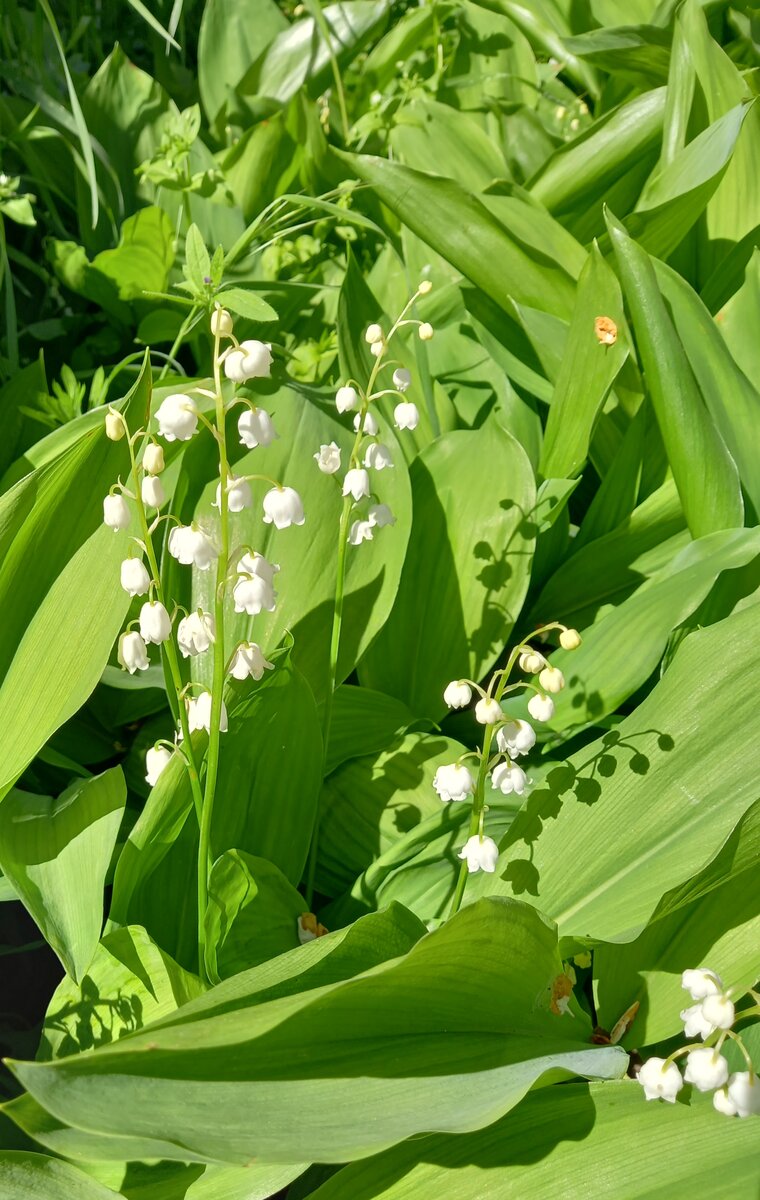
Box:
[539,244,628,479]
[595,798,760,1046]
[316,731,466,897]
[360,417,536,718]
[9,900,625,1164]
[476,0,598,96]
[0,360,150,801]
[390,97,508,191]
[205,851,306,980]
[344,151,578,319]
[197,0,287,128]
[607,213,743,536]
[564,24,671,83]
[307,1082,760,1198]
[0,769,125,983]
[38,925,203,1060]
[216,286,278,323]
[325,685,416,775]
[169,388,412,703]
[184,224,211,293]
[0,1153,120,1200]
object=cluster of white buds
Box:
[637,968,760,1118]
[435,624,581,887]
[103,301,304,795]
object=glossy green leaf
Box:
[324,685,416,775]
[197,0,287,127]
[360,417,536,718]
[390,97,507,191]
[607,213,743,536]
[205,851,306,980]
[307,1082,760,1198]
[0,768,125,983]
[0,1153,120,1200]
[216,286,278,323]
[9,900,625,1164]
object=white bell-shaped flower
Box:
[187,690,228,734]
[238,407,278,448]
[365,323,383,344]
[700,993,735,1031]
[682,968,724,1000]
[496,719,536,757]
[105,408,125,440]
[443,680,472,709]
[418,322,434,341]
[354,410,379,435]
[394,401,419,430]
[262,486,305,528]
[214,474,252,513]
[141,474,165,510]
[314,443,342,474]
[491,762,528,795]
[539,664,565,693]
[233,573,276,615]
[638,1057,683,1103]
[145,745,172,787]
[680,1003,715,1040]
[168,525,219,571]
[103,493,131,531]
[458,834,499,874]
[342,468,371,502]
[519,649,545,673]
[393,367,411,392]
[349,519,374,545]
[336,385,359,413]
[120,558,151,597]
[369,503,395,527]
[229,641,274,681]
[139,600,172,645]
[684,1048,729,1093]
[238,551,279,587]
[224,339,272,382]
[118,631,149,674]
[210,308,233,337]
[714,1072,760,1118]
[370,341,384,358]
[475,697,501,725]
[528,692,555,722]
[432,763,474,803]
[142,443,164,474]
[560,628,582,650]
[177,610,215,658]
[155,393,199,441]
[364,443,393,471]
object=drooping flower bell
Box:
[336,386,359,414]
[682,968,724,1000]
[443,680,472,709]
[496,719,536,757]
[474,697,501,725]
[528,692,554,722]
[233,571,277,615]
[713,1072,760,1118]
[700,992,735,1032]
[262,486,305,529]
[141,475,165,510]
[364,443,393,471]
[365,323,383,344]
[224,340,272,382]
[229,641,274,681]
[120,557,151,597]
[560,628,582,650]
[393,367,411,393]
[539,664,565,694]
[168,524,219,571]
[139,600,172,645]
[238,407,277,449]
[369,503,395,527]
[103,493,131,532]
[680,1004,714,1040]
[314,443,342,474]
[142,443,164,475]
[214,474,252,513]
[684,1048,729,1093]
[239,550,279,587]
[349,519,374,545]
[342,468,371,502]
[187,690,228,734]
[145,745,172,787]
[177,611,215,658]
[458,834,499,874]
[637,1058,683,1103]
[118,631,149,674]
[519,649,545,674]
[491,762,528,795]
[155,393,199,442]
[394,401,419,430]
[433,763,475,803]
[355,411,378,436]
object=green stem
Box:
[197,329,229,982]
[125,435,204,823]
[306,0,349,141]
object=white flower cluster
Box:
[104,305,304,791]
[638,968,759,1118]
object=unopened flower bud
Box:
[336,386,359,414]
[297,912,328,943]
[141,474,165,509]
[539,665,565,693]
[370,340,384,358]
[120,557,151,597]
[118,631,149,674]
[443,680,472,709]
[103,493,131,531]
[210,307,233,337]
[365,323,383,344]
[145,745,172,787]
[262,486,305,529]
[458,834,499,874]
[139,600,172,645]
[142,443,164,475]
[560,628,581,651]
[528,692,554,722]
[475,697,502,725]
[418,322,434,341]
[519,649,545,673]
[433,763,474,803]
[105,408,125,441]
[418,280,433,295]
